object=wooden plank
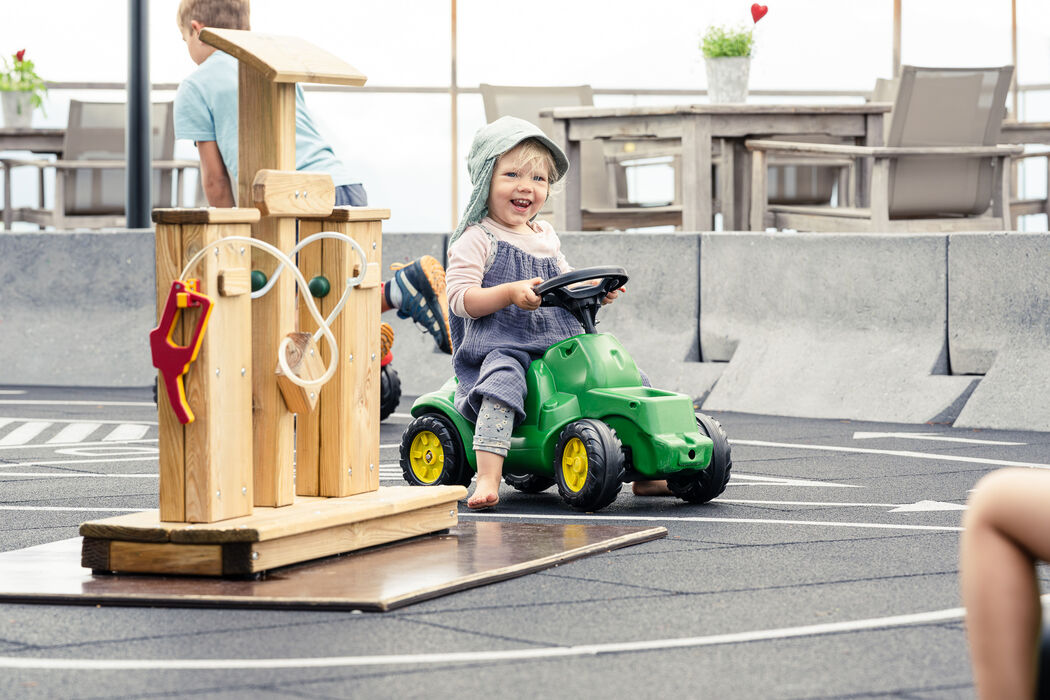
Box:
[275,332,325,415]
[109,541,223,576]
[240,68,297,508]
[201,29,367,87]
[252,169,334,218]
[80,487,465,545]
[294,221,324,496]
[246,502,456,573]
[319,219,382,497]
[154,223,186,522]
[300,207,391,222]
[80,537,110,571]
[580,206,682,230]
[152,208,260,225]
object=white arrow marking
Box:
[889,500,968,513]
[852,431,1024,446]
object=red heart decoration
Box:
[751,3,768,22]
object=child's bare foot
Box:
[632,480,672,497]
[467,490,499,510]
[467,474,501,509]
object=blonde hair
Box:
[176,0,250,31]
[499,138,560,185]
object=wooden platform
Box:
[79,486,466,576]
[1,522,667,611]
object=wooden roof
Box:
[200,29,367,86]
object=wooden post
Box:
[199,27,368,509]
[297,208,389,497]
[152,208,259,523]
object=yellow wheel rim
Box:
[409,430,444,484]
[561,437,588,493]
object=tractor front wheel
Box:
[667,413,732,503]
[554,419,624,511]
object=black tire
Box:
[400,413,472,487]
[380,365,401,421]
[503,472,556,494]
[554,419,624,511]
[667,413,732,503]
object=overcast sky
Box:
[2,0,1048,231]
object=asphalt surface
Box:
[2,384,1050,699]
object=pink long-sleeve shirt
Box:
[446,217,572,320]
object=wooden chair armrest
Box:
[746,140,1024,159]
[0,157,53,169]
[47,159,201,170]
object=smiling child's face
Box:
[486,146,551,233]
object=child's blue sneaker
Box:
[389,255,452,354]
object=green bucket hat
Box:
[449,116,570,248]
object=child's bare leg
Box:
[632,480,672,496]
[961,469,1050,698]
[468,449,503,509]
[468,395,512,509]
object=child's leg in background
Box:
[468,395,513,508]
[961,468,1050,698]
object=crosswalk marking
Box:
[0,421,52,446]
[48,422,102,444]
[103,424,150,441]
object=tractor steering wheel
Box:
[533,266,629,334]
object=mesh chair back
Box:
[479,84,612,211]
[886,65,1012,218]
[62,101,176,216]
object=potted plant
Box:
[0,49,47,127]
[700,4,767,103]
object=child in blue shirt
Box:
[173,0,451,354]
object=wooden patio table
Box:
[544,103,892,232]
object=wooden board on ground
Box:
[0,522,667,612]
[79,486,465,576]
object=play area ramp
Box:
[6,522,667,612]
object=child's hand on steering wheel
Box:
[510,277,544,311]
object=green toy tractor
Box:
[398,267,731,512]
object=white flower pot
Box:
[705,56,751,104]
[2,91,35,127]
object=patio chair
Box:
[747,65,1022,232]
[479,83,682,229]
[2,100,198,229]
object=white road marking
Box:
[0,417,157,425]
[730,473,861,488]
[852,431,1025,446]
[47,423,102,444]
[0,390,26,395]
[0,400,154,407]
[458,512,962,532]
[718,498,966,512]
[0,472,156,479]
[0,505,149,513]
[386,412,413,421]
[0,605,969,670]
[0,457,155,469]
[0,421,51,446]
[734,439,1050,470]
[0,438,157,452]
[102,424,151,441]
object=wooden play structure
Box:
[79,30,464,577]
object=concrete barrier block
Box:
[700,232,976,423]
[558,231,724,399]
[949,233,1050,431]
[0,230,156,387]
[380,232,454,398]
